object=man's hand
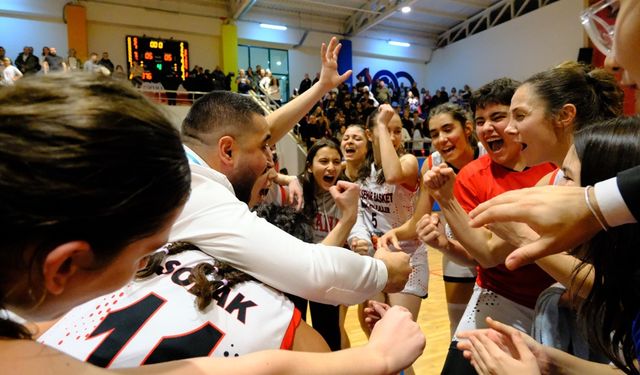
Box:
[317,37,352,91]
[350,237,371,256]
[468,186,601,270]
[374,246,411,293]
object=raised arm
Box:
[321,181,359,247]
[426,165,513,268]
[267,38,351,143]
[374,105,419,188]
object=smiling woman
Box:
[506,61,624,168]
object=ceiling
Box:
[84,0,559,48]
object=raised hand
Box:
[317,37,352,91]
[329,180,360,221]
[416,213,448,250]
[424,163,456,203]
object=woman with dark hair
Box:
[296,138,360,351]
[0,73,425,375]
[508,61,624,171]
[381,102,485,338]
[347,104,424,375]
[458,116,640,375]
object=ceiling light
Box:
[401,6,411,13]
[388,40,411,47]
[260,23,287,31]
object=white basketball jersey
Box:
[358,163,421,251]
[39,250,299,368]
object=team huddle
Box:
[1,1,639,375]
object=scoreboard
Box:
[126,35,189,82]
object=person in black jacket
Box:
[15,46,41,75]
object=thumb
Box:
[504,239,551,270]
[338,70,352,83]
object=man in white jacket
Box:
[171,38,410,305]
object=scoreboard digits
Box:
[126,35,189,82]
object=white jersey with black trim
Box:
[356,163,422,252]
[38,250,299,368]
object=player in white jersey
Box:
[39,242,328,368]
[38,169,330,367]
[347,104,425,375]
[379,103,485,337]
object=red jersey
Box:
[454,155,556,308]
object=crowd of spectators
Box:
[291,72,472,156]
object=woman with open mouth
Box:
[296,139,360,352]
[347,104,425,375]
[507,61,623,177]
[380,103,485,338]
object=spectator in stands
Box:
[83,52,99,73]
[312,72,320,85]
[407,91,419,113]
[42,47,67,73]
[98,51,114,73]
[299,73,312,94]
[1,57,23,86]
[237,68,251,94]
[376,80,390,104]
[259,68,271,91]
[66,48,81,72]
[410,82,420,99]
[15,46,40,75]
[40,46,50,67]
[268,76,281,106]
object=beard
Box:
[229,170,258,205]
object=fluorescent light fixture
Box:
[401,6,411,13]
[260,23,287,31]
[388,40,411,47]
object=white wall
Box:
[0,0,68,60]
[424,0,585,91]
[84,1,222,69]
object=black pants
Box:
[441,341,476,374]
[287,294,340,351]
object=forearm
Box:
[543,346,623,375]
[115,348,390,375]
[377,129,404,184]
[435,238,477,267]
[439,198,502,268]
[275,173,296,186]
[322,215,356,247]
[535,254,593,299]
[267,82,330,142]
